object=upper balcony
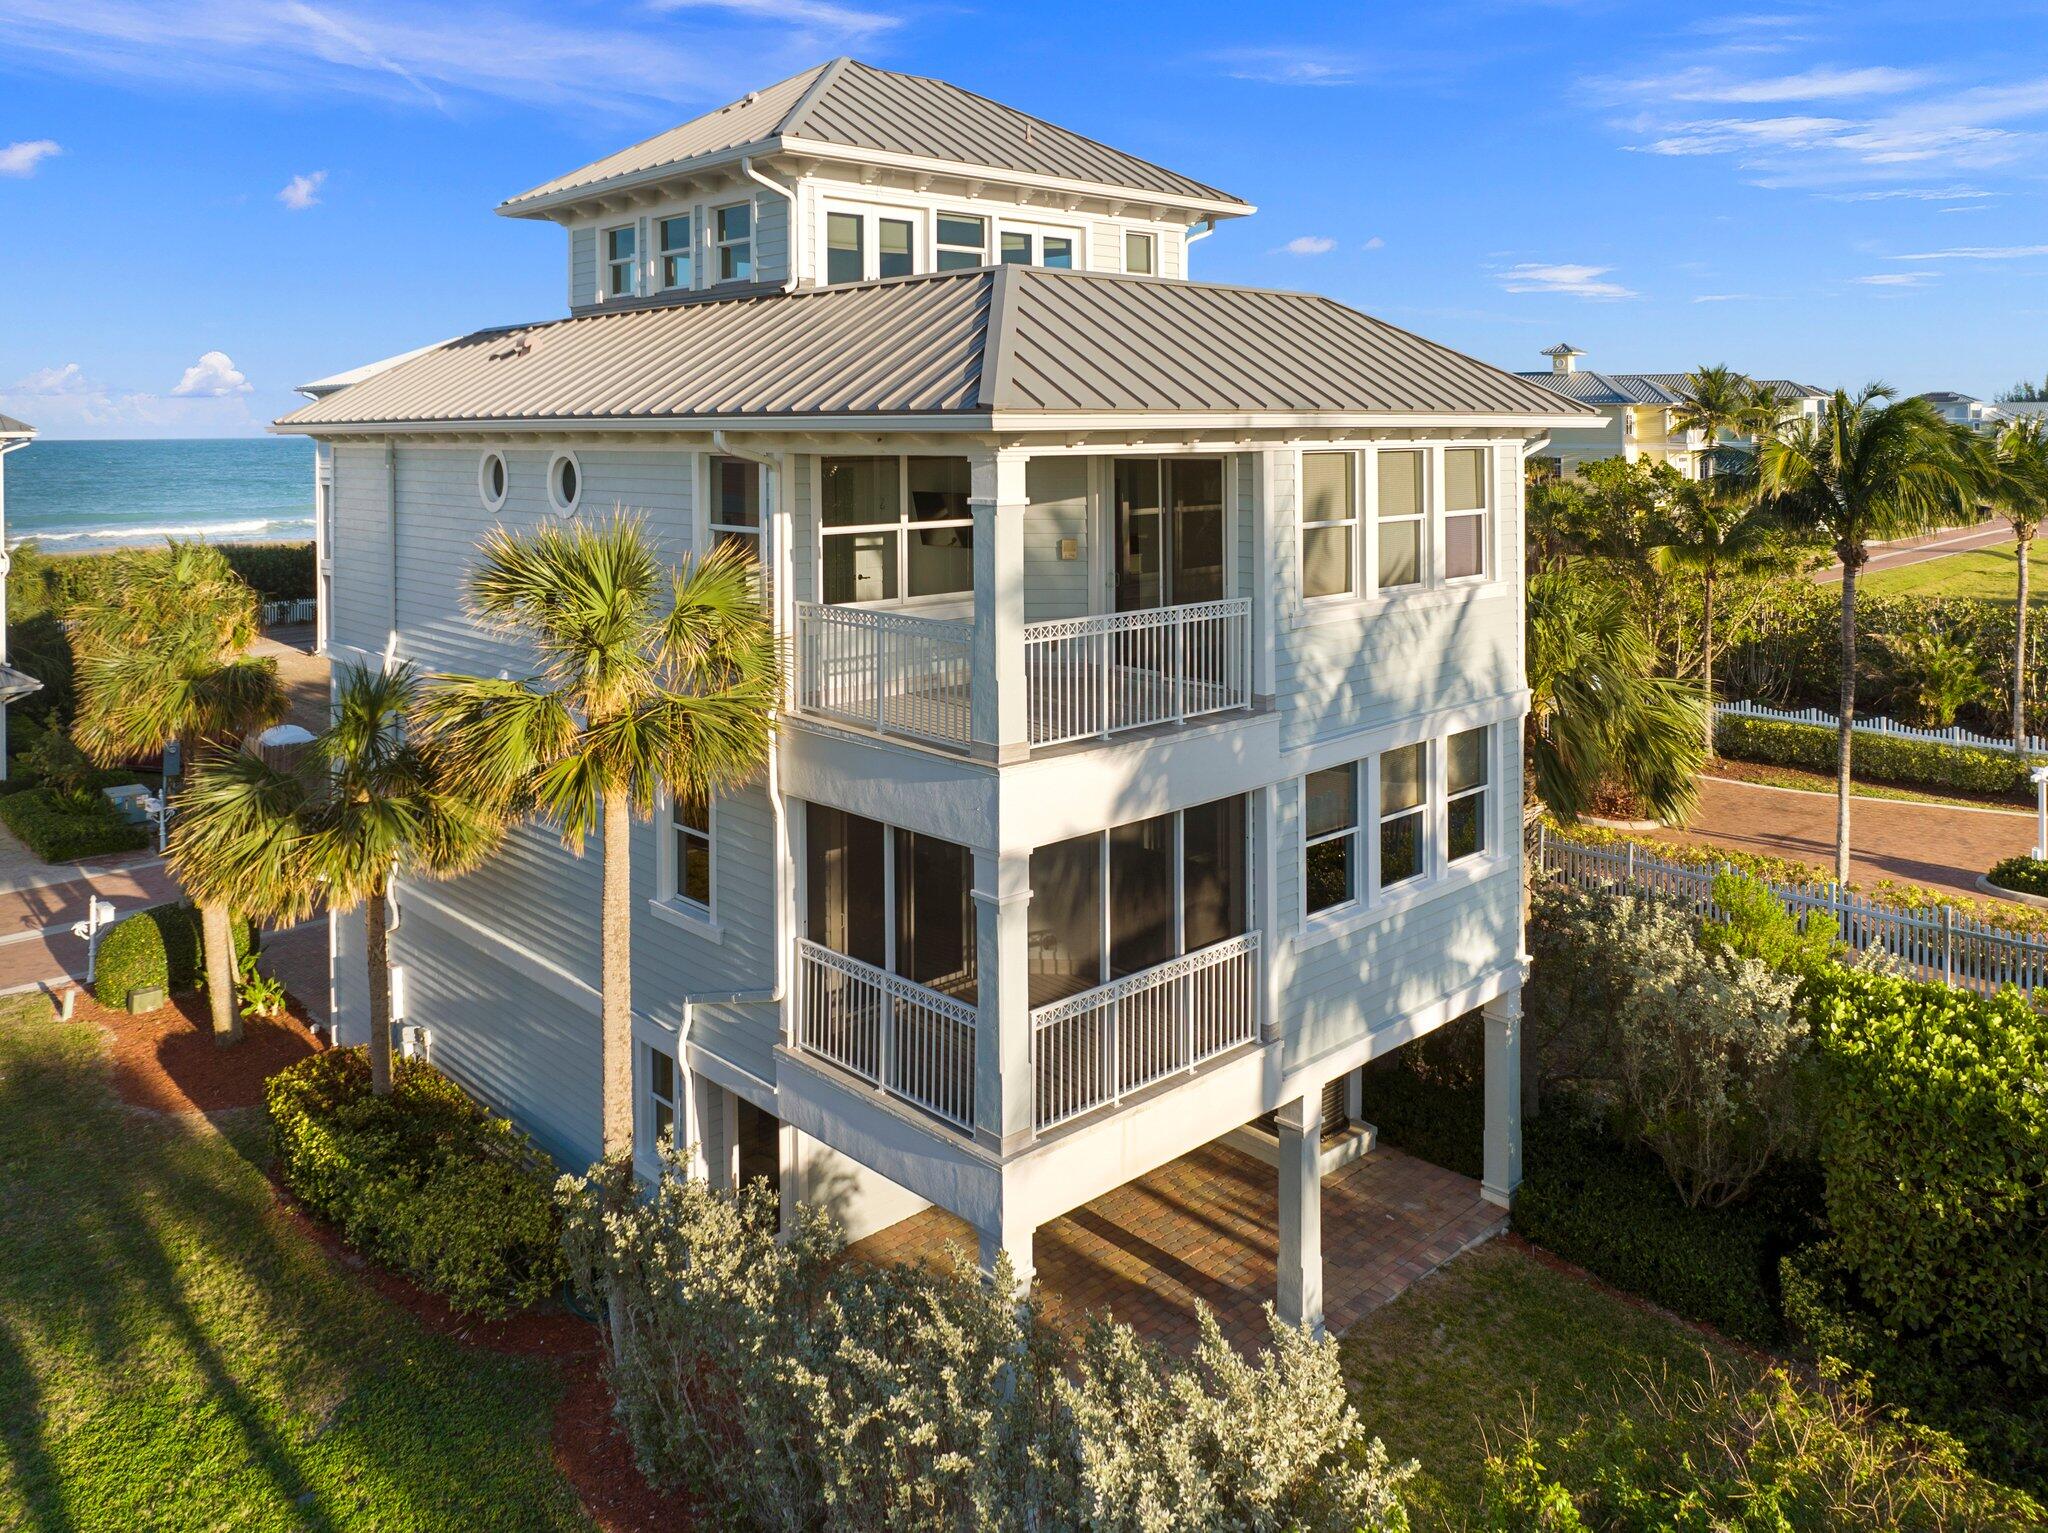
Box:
[787,449,1262,760]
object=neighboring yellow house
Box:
[1516,344,1826,479]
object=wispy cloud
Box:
[1887,244,2048,260]
[278,169,326,209]
[0,138,59,176]
[1278,235,1335,255]
[1497,262,1636,299]
[1691,292,1762,303]
[11,362,94,394]
[1619,64,1927,104]
[1821,184,1998,202]
[171,350,252,397]
[1853,272,1935,286]
[1207,45,1369,86]
[1361,236,1385,251]
[649,0,898,36]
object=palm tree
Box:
[413,518,778,1159]
[1671,364,1758,483]
[166,662,503,1094]
[71,542,287,1045]
[1653,477,1787,756]
[1526,570,1708,825]
[1756,386,1971,881]
[1975,419,2048,741]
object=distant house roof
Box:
[1914,390,1979,405]
[1515,370,1826,407]
[296,340,461,400]
[0,413,34,438]
[275,265,1593,432]
[499,58,1248,216]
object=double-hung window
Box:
[671,792,713,917]
[1446,727,1490,863]
[1378,742,1428,890]
[708,456,761,562]
[819,456,973,605]
[1442,447,1490,580]
[935,213,987,269]
[1303,764,1360,915]
[1301,452,1357,599]
[826,210,916,283]
[826,211,864,284]
[644,1046,678,1152]
[714,203,752,283]
[605,224,639,298]
[1124,231,1156,275]
[1375,449,1426,590]
[658,214,692,290]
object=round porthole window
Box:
[478,450,508,511]
[549,450,582,514]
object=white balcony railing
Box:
[1024,599,1253,747]
[795,939,978,1132]
[1029,931,1261,1132]
[795,603,975,748]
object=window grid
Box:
[1442,447,1490,581]
[658,214,693,290]
[1300,452,1357,600]
[1378,742,1429,891]
[819,456,974,606]
[1446,727,1490,864]
[713,203,753,283]
[1303,764,1359,917]
[605,224,638,298]
[935,212,986,270]
[709,456,762,561]
[1374,449,1427,592]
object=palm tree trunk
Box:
[1836,547,1861,884]
[600,787,635,1162]
[2015,531,2032,745]
[200,901,242,1047]
[366,879,393,1096]
[1702,568,1717,759]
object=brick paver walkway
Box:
[1656,777,2033,899]
[849,1140,1503,1351]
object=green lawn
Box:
[1342,1239,1738,1530]
[0,995,591,1531]
[1862,538,2048,603]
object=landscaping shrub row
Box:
[6,539,316,622]
[1987,854,2048,897]
[0,787,148,861]
[94,902,255,1008]
[1715,712,2034,798]
[267,1049,565,1319]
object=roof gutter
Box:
[739,157,801,294]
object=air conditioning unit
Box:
[398,1024,432,1060]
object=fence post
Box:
[1625,842,1636,883]
[1941,904,1955,988]
[1536,820,1548,873]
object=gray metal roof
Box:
[1517,370,1825,406]
[275,265,1593,432]
[501,58,1245,214]
[0,413,33,437]
[297,339,463,399]
[1632,372,1827,402]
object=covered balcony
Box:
[790,452,1258,756]
[789,794,1262,1145]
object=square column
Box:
[970,449,1030,763]
[972,847,1034,1155]
[1275,1088,1324,1334]
[977,1200,1035,1297]
[1482,988,1523,1208]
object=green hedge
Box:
[6,539,315,622]
[94,902,255,1008]
[1988,854,2048,897]
[1715,713,2033,798]
[1357,1013,1484,1180]
[268,1049,565,1318]
[0,787,148,863]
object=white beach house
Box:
[0,414,43,775]
[277,59,1594,1329]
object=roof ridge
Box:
[777,55,852,136]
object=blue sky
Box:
[1,0,2043,437]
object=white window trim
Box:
[547,450,583,515]
[1445,724,1491,867]
[603,221,640,300]
[699,452,767,562]
[653,786,721,936]
[934,209,989,269]
[641,1041,680,1156]
[1370,444,1430,596]
[996,218,1083,270]
[1299,450,1359,603]
[1122,229,1158,275]
[1301,764,1362,922]
[819,197,920,284]
[656,212,694,292]
[816,454,975,610]
[1378,739,1431,894]
[1440,444,1492,585]
[478,450,508,513]
[712,199,755,285]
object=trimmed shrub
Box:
[93,902,255,1007]
[268,1049,563,1318]
[218,541,315,602]
[1715,712,2033,799]
[1987,854,2048,898]
[1358,1011,1484,1179]
[1481,1355,2045,1531]
[0,787,149,863]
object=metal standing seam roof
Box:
[273,265,1596,431]
[1518,370,1826,406]
[0,413,33,437]
[500,58,1245,212]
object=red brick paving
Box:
[849,1140,1504,1351]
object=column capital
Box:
[969,447,1031,507]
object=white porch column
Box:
[1275,1088,1325,1334]
[1482,987,1524,1208]
[972,847,1034,1155]
[977,1199,1035,1296]
[970,449,1030,762]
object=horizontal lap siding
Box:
[1023,457,1089,621]
[755,193,790,287]
[570,227,597,310]
[329,444,389,657]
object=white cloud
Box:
[0,138,60,176]
[12,362,94,394]
[1691,293,1762,303]
[1208,46,1366,86]
[277,169,326,209]
[1496,263,1636,300]
[170,350,253,397]
[1853,272,1934,286]
[0,362,262,438]
[1621,65,1927,104]
[1280,235,1335,256]
[1362,236,1385,251]
[1821,185,1998,202]
[1887,244,2048,260]
[647,0,898,36]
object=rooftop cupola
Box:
[1541,342,1584,376]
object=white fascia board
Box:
[496,137,781,220]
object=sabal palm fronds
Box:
[1972,419,2048,740]
[413,515,779,1157]
[1672,364,1759,483]
[1757,385,1972,880]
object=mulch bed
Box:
[89,986,321,1114]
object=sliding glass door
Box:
[1113,458,1226,612]
[805,804,976,1002]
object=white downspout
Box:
[1185,216,1217,246]
[738,156,802,293]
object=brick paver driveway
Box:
[1656,777,2035,898]
[850,1140,1503,1351]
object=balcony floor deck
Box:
[847,1138,1503,1352]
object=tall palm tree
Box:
[1526,569,1708,825]
[1670,364,1758,483]
[1975,419,2048,742]
[1653,477,1787,755]
[166,662,503,1094]
[1756,386,1971,881]
[71,542,287,1045]
[413,518,778,1159]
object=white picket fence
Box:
[1535,825,2048,998]
[1717,699,2048,758]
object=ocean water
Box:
[1,437,315,549]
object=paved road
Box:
[1809,521,2014,583]
[0,856,182,994]
[1653,776,2034,898]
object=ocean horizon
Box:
[1,436,315,551]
